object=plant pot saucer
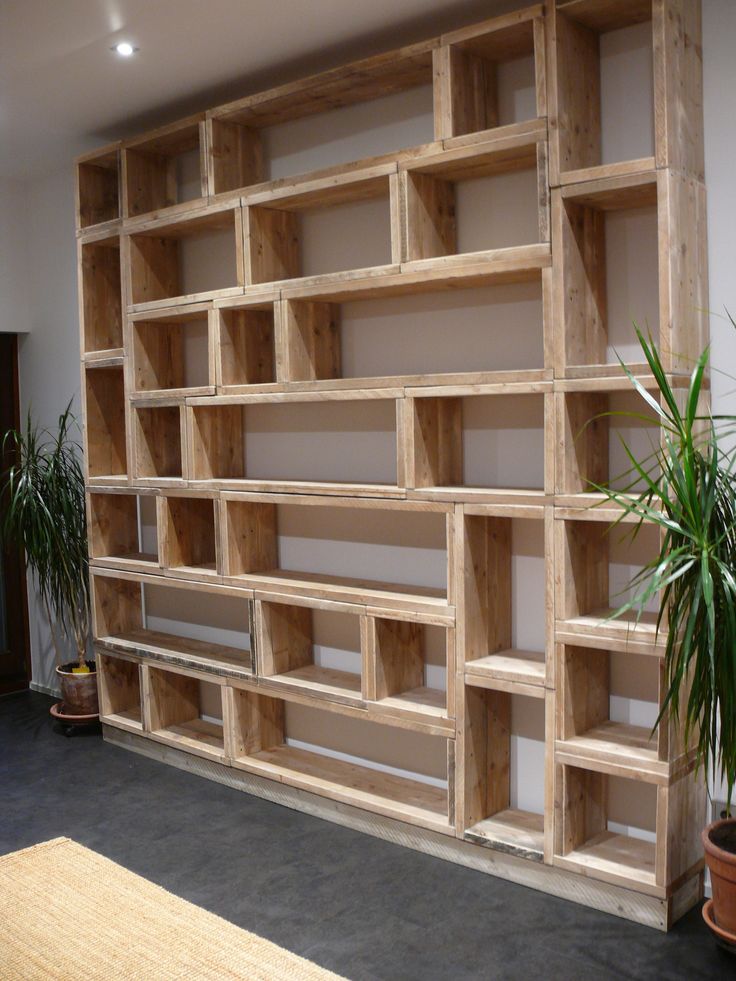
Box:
[50,701,100,736]
[703,899,736,954]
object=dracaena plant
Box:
[591,321,736,807]
[1,402,90,669]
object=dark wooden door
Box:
[0,335,30,693]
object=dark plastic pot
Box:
[56,662,98,717]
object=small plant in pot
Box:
[593,324,736,944]
[2,403,95,717]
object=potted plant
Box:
[593,324,736,942]
[1,402,96,717]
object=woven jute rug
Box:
[0,837,344,980]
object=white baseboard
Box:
[29,681,61,698]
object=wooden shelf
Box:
[465,649,546,690]
[97,653,142,733]
[83,365,127,481]
[265,664,362,701]
[464,808,545,861]
[557,831,657,894]
[129,304,215,398]
[123,115,206,220]
[152,717,226,758]
[76,144,120,230]
[79,233,122,354]
[98,629,253,679]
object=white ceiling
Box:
[0,0,516,180]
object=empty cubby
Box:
[437,10,545,139]
[461,510,549,688]
[188,397,398,490]
[557,643,672,772]
[226,689,451,831]
[132,404,184,482]
[462,683,550,860]
[222,498,449,613]
[406,392,549,495]
[77,146,120,229]
[556,386,663,496]
[123,116,206,218]
[88,491,159,570]
[556,514,662,640]
[216,296,278,390]
[80,235,122,354]
[552,0,657,178]
[244,172,395,285]
[130,305,213,396]
[97,653,142,730]
[553,174,661,373]
[402,138,545,262]
[84,366,127,480]
[159,494,219,577]
[127,205,243,307]
[256,599,363,701]
[364,616,450,719]
[145,666,225,760]
[208,46,435,194]
[556,763,659,890]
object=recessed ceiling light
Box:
[112,41,137,57]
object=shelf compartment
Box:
[128,304,215,398]
[243,167,398,286]
[208,39,435,195]
[159,493,221,579]
[225,687,453,833]
[132,402,185,484]
[123,115,207,219]
[216,293,279,390]
[144,664,225,761]
[255,598,363,704]
[91,570,253,677]
[550,0,703,184]
[363,615,452,723]
[187,393,400,495]
[87,489,159,573]
[126,203,244,309]
[83,365,128,482]
[460,683,552,861]
[79,233,122,354]
[401,131,548,263]
[436,7,546,140]
[222,495,451,618]
[404,389,552,500]
[97,652,142,733]
[76,144,120,230]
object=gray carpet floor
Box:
[2,690,733,980]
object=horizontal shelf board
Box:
[77,216,122,240]
[82,348,125,364]
[226,568,451,619]
[131,386,216,402]
[555,0,652,35]
[465,649,546,688]
[129,286,244,315]
[560,361,650,380]
[245,165,394,211]
[265,664,362,702]
[254,262,401,293]
[90,553,161,574]
[404,135,539,181]
[192,479,404,500]
[464,809,545,862]
[400,243,551,278]
[100,709,143,734]
[558,610,663,645]
[87,473,129,486]
[232,742,451,834]
[188,387,403,405]
[373,686,448,720]
[556,723,668,784]
[408,487,547,507]
[97,629,253,678]
[221,489,451,513]
[442,117,546,152]
[556,831,659,897]
[406,376,552,397]
[152,718,225,760]
[124,195,210,229]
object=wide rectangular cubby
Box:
[125,203,244,309]
[91,570,253,676]
[97,651,142,733]
[143,663,225,761]
[404,388,553,501]
[158,492,221,580]
[128,304,215,397]
[243,166,398,286]
[123,115,207,219]
[552,169,708,376]
[459,505,552,691]
[225,685,453,833]
[76,144,120,230]
[79,233,122,356]
[131,402,186,484]
[222,495,452,617]
[554,761,704,895]
[549,0,703,185]
[186,393,400,495]
[215,292,279,390]
[460,681,553,861]
[401,128,548,265]
[83,364,128,482]
[87,489,159,573]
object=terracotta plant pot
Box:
[703,817,736,936]
[56,662,98,717]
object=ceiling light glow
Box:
[113,41,136,57]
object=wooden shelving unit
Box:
[78,0,708,930]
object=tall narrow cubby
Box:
[78,0,708,930]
